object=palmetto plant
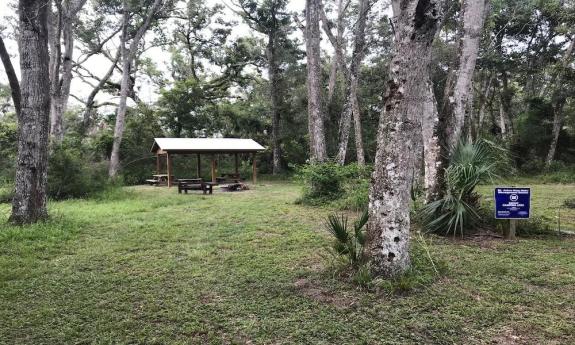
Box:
[325,209,369,270]
[420,139,505,237]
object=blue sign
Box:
[494,187,531,219]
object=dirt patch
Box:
[489,326,552,345]
[448,230,507,249]
[293,278,357,309]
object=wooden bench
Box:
[178,179,213,194]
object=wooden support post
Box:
[156,153,160,175]
[509,219,516,240]
[234,153,239,174]
[252,152,257,185]
[167,152,172,187]
[196,154,201,178]
[211,155,216,183]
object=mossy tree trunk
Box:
[366,0,442,277]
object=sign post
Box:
[494,187,531,239]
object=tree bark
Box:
[10,0,51,224]
[305,0,327,162]
[335,0,370,165]
[422,82,444,203]
[109,0,163,178]
[366,0,442,277]
[444,0,487,150]
[0,36,21,117]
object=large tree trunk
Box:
[444,0,487,149]
[366,0,442,277]
[109,0,163,178]
[267,32,282,174]
[0,36,21,117]
[305,0,327,162]
[10,0,51,225]
[335,0,370,165]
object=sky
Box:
[0,0,314,111]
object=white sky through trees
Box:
[0,0,311,111]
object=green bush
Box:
[48,141,114,200]
[296,162,371,207]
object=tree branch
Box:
[0,35,21,117]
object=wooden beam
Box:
[167,153,172,187]
[211,155,216,183]
[252,152,257,185]
[234,153,239,174]
[196,154,201,178]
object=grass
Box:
[1,182,574,344]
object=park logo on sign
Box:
[494,187,531,219]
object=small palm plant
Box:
[325,209,369,270]
[420,139,504,237]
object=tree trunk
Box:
[498,73,514,141]
[305,0,327,162]
[444,0,487,150]
[477,73,494,134]
[545,37,574,168]
[267,32,281,174]
[335,0,370,165]
[366,0,442,277]
[352,92,365,165]
[0,36,21,117]
[325,0,347,105]
[49,0,87,141]
[422,82,444,203]
[10,0,51,224]
[545,98,566,167]
[109,0,163,178]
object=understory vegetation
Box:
[1,183,574,344]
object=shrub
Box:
[0,181,13,204]
[419,139,505,237]
[48,141,114,200]
[296,162,346,204]
[325,209,369,270]
[296,162,371,207]
[564,198,575,209]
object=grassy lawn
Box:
[477,183,575,231]
[1,182,574,344]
